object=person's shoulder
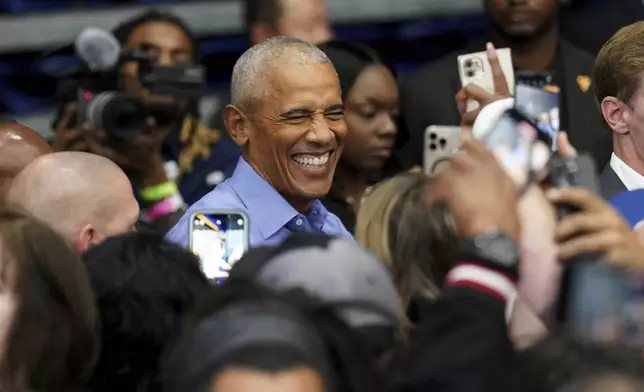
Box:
[560,39,596,71]
[323,208,354,238]
[401,50,461,91]
[189,179,243,209]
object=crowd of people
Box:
[3,0,644,391]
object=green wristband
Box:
[140,181,179,202]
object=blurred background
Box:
[0,0,599,137]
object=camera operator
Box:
[52,11,241,230]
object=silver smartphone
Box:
[423,125,461,175]
[188,210,249,283]
[457,48,514,112]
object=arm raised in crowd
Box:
[399,136,521,392]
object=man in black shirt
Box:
[398,0,611,170]
[560,0,644,56]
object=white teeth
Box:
[292,152,330,168]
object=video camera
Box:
[74,27,206,139]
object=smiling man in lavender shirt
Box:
[167,37,351,247]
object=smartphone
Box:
[479,108,538,166]
[514,71,560,151]
[457,48,514,112]
[189,211,249,283]
[552,156,644,347]
[423,125,461,175]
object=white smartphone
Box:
[457,48,515,112]
[423,125,461,175]
[188,210,249,284]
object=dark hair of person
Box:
[111,10,201,59]
[317,40,384,100]
[84,231,210,392]
[244,0,282,31]
[165,279,381,392]
[517,334,644,392]
[0,205,99,392]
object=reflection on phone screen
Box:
[191,213,247,283]
[566,262,644,347]
[483,113,534,169]
[515,81,559,151]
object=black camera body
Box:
[77,54,206,139]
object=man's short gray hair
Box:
[230,36,335,111]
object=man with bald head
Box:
[7,152,140,254]
[0,122,52,200]
[168,36,350,248]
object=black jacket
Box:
[599,164,627,200]
[398,39,612,171]
[560,0,644,56]
[399,286,519,392]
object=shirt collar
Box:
[229,158,329,239]
[610,153,644,191]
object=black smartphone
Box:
[552,156,644,346]
[514,71,560,152]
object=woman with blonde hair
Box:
[355,172,458,323]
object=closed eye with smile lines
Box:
[280,104,345,124]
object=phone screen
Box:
[514,72,560,151]
[190,212,249,283]
[482,110,536,168]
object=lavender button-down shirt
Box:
[166,158,352,248]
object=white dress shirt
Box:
[610,153,644,190]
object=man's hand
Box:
[456,42,512,127]
[428,135,521,242]
[556,131,577,158]
[83,117,171,188]
[547,187,644,271]
[52,103,91,152]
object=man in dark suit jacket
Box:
[593,21,644,200]
[560,0,644,56]
[398,0,612,171]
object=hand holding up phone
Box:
[547,188,644,271]
[456,42,512,127]
[428,136,520,243]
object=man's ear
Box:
[249,23,276,45]
[74,224,95,255]
[224,105,250,147]
[601,96,631,135]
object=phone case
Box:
[457,48,515,112]
[423,125,461,175]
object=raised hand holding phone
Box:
[456,42,513,127]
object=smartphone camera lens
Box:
[466,71,475,78]
[464,59,473,68]
[429,143,437,151]
[439,138,447,148]
[430,132,437,140]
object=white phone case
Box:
[423,125,461,176]
[457,48,515,112]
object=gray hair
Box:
[230,36,335,111]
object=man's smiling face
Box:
[243,61,347,209]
